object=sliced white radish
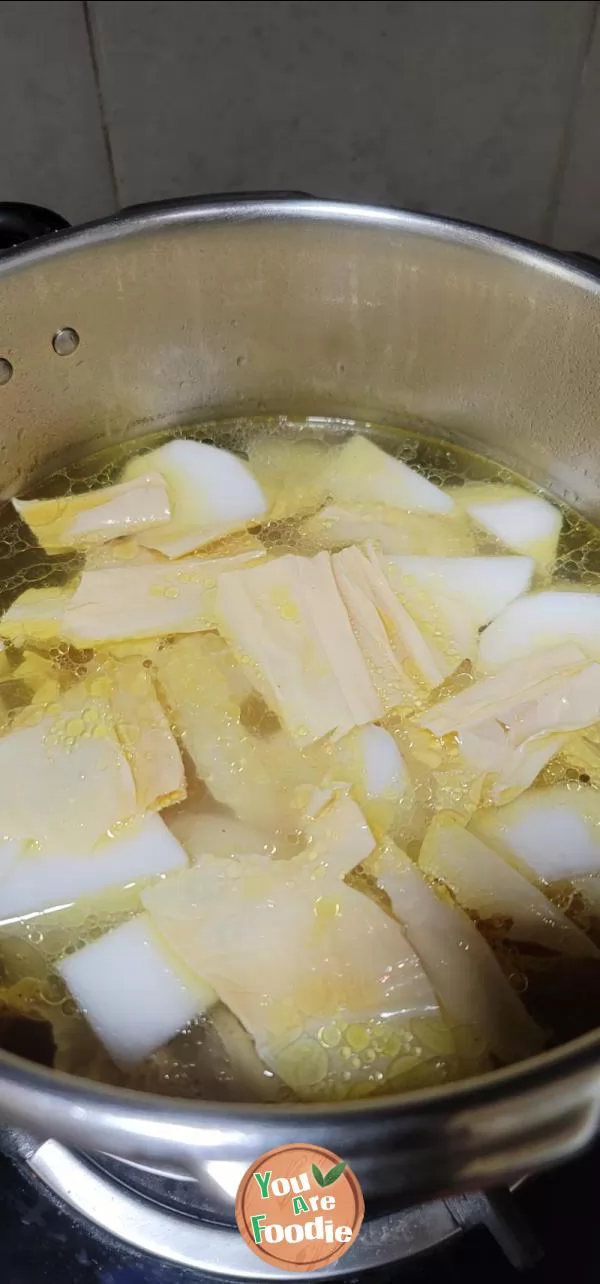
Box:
[479,591,600,670]
[470,785,600,883]
[387,555,534,629]
[122,440,267,557]
[370,841,544,1062]
[57,913,214,1064]
[349,723,409,801]
[317,725,410,836]
[420,818,597,958]
[0,815,188,924]
[13,474,171,553]
[455,486,561,574]
[326,436,454,514]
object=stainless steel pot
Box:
[1,195,600,1217]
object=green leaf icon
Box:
[312,1163,326,1188]
[323,1160,347,1186]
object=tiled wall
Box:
[1,0,599,252]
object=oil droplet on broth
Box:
[1,415,600,1101]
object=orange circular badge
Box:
[235,1143,364,1273]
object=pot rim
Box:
[1,192,599,295]
[1,1022,600,1136]
[1,193,600,1128]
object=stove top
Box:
[1,1138,598,1283]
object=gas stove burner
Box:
[7,1135,542,1279]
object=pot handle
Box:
[458,1096,600,1189]
[0,202,70,251]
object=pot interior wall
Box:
[0,206,599,509]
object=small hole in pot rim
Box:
[52,327,80,356]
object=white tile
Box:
[91,0,593,240]
[553,15,600,254]
[0,0,115,224]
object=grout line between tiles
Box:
[82,0,120,212]
[544,0,600,247]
